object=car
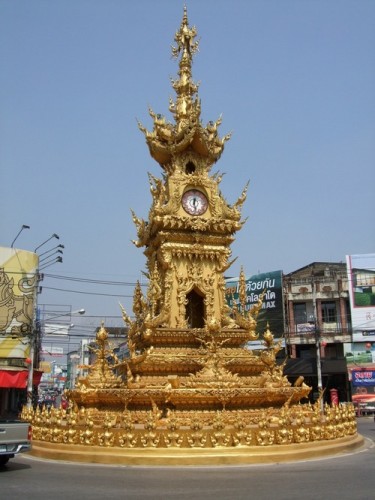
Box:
[357,402,375,415]
[0,420,31,466]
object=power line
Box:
[2,270,148,287]
[44,273,146,286]
[42,286,134,297]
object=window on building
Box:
[321,301,336,323]
[293,303,306,324]
[296,345,314,359]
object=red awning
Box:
[0,369,43,389]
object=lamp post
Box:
[34,233,59,253]
[11,224,30,248]
[39,256,63,270]
[27,308,85,408]
[38,244,65,258]
[39,249,63,264]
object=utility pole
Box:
[27,289,39,408]
[311,277,324,413]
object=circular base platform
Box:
[30,433,365,466]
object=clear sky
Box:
[1,0,374,332]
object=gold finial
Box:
[169,6,200,127]
[171,6,199,60]
[96,321,108,342]
[263,322,274,348]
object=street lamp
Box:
[11,224,30,248]
[34,233,59,253]
[39,245,65,258]
[39,249,63,264]
[39,256,63,270]
[27,308,85,408]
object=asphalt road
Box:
[1,417,374,500]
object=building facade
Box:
[284,262,351,403]
[0,247,41,417]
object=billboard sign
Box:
[346,253,375,342]
[225,270,284,337]
[352,370,375,387]
[41,346,64,356]
[44,323,70,336]
[0,247,39,359]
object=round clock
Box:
[182,189,208,216]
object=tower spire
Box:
[138,7,230,168]
[171,6,199,59]
[170,6,200,128]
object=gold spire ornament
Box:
[25,8,361,465]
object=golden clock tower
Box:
[135,7,248,331]
[26,9,359,465]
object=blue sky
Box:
[1,0,374,330]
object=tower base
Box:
[30,433,365,466]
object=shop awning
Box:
[0,369,43,389]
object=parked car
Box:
[362,404,375,415]
[0,420,31,466]
[356,402,375,415]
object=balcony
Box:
[286,324,352,345]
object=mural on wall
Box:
[0,247,39,359]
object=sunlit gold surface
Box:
[29,433,364,466]
[24,8,360,465]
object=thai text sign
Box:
[352,370,375,387]
[225,270,284,336]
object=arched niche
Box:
[185,288,205,328]
[185,161,196,175]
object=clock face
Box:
[182,190,208,216]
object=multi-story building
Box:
[284,262,351,403]
[65,339,91,389]
[0,246,41,417]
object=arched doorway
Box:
[186,289,205,328]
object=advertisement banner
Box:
[225,270,284,337]
[352,370,375,387]
[41,346,64,356]
[351,368,375,406]
[43,323,70,336]
[345,343,375,368]
[346,253,375,342]
[0,247,39,359]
